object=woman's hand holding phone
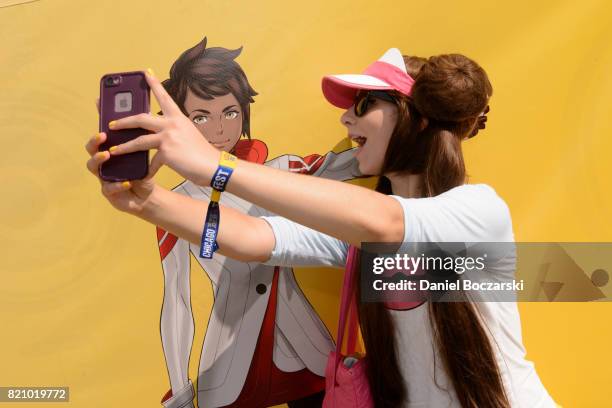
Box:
[106,69,221,187]
[85,131,157,215]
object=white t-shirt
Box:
[260,183,557,408]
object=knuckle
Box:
[166,132,178,144]
[102,183,116,196]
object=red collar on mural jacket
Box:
[232,139,268,164]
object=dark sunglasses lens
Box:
[355,93,369,116]
[371,91,395,103]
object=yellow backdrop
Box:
[1,0,610,407]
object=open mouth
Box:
[351,135,367,147]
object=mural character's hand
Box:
[85,131,157,215]
[105,69,220,186]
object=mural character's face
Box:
[184,89,244,152]
[340,95,398,176]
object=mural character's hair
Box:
[162,37,258,138]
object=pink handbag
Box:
[323,246,374,408]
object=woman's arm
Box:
[140,185,276,263]
[86,132,373,262]
[224,159,404,247]
[107,70,406,248]
[140,184,351,266]
[85,132,275,262]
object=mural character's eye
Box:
[225,111,239,120]
[193,115,208,125]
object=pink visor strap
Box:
[363,61,415,96]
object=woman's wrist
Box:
[193,146,222,187]
[137,183,164,221]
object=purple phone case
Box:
[98,71,150,182]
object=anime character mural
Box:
[155,37,360,408]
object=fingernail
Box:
[147,68,155,77]
[96,133,103,142]
[108,120,117,129]
[121,181,131,189]
[95,151,106,160]
[109,146,118,153]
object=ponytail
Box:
[422,126,466,196]
[354,54,510,408]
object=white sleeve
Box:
[259,215,349,268]
[390,184,514,245]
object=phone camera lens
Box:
[105,76,122,86]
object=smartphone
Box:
[98,71,150,181]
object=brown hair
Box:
[356,54,509,408]
[161,37,258,138]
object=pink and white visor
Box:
[322,48,415,109]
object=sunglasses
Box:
[353,90,397,117]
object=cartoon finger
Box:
[108,113,163,133]
[144,68,182,117]
[108,133,162,156]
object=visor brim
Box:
[322,74,393,109]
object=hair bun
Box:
[412,54,492,125]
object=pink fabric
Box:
[321,60,415,109]
[323,246,374,408]
[323,351,372,408]
[363,61,415,96]
[380,261,427,311]
[322,77,390,109]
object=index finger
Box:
[145,68,182,117]
[109,133,162,156]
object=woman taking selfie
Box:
[85,48,558,407]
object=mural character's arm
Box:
[156,225,196,403]
[264,148,361,181]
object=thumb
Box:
[146,151,164,180]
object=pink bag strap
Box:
[333,245,359,371]
[346,293,358,355]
